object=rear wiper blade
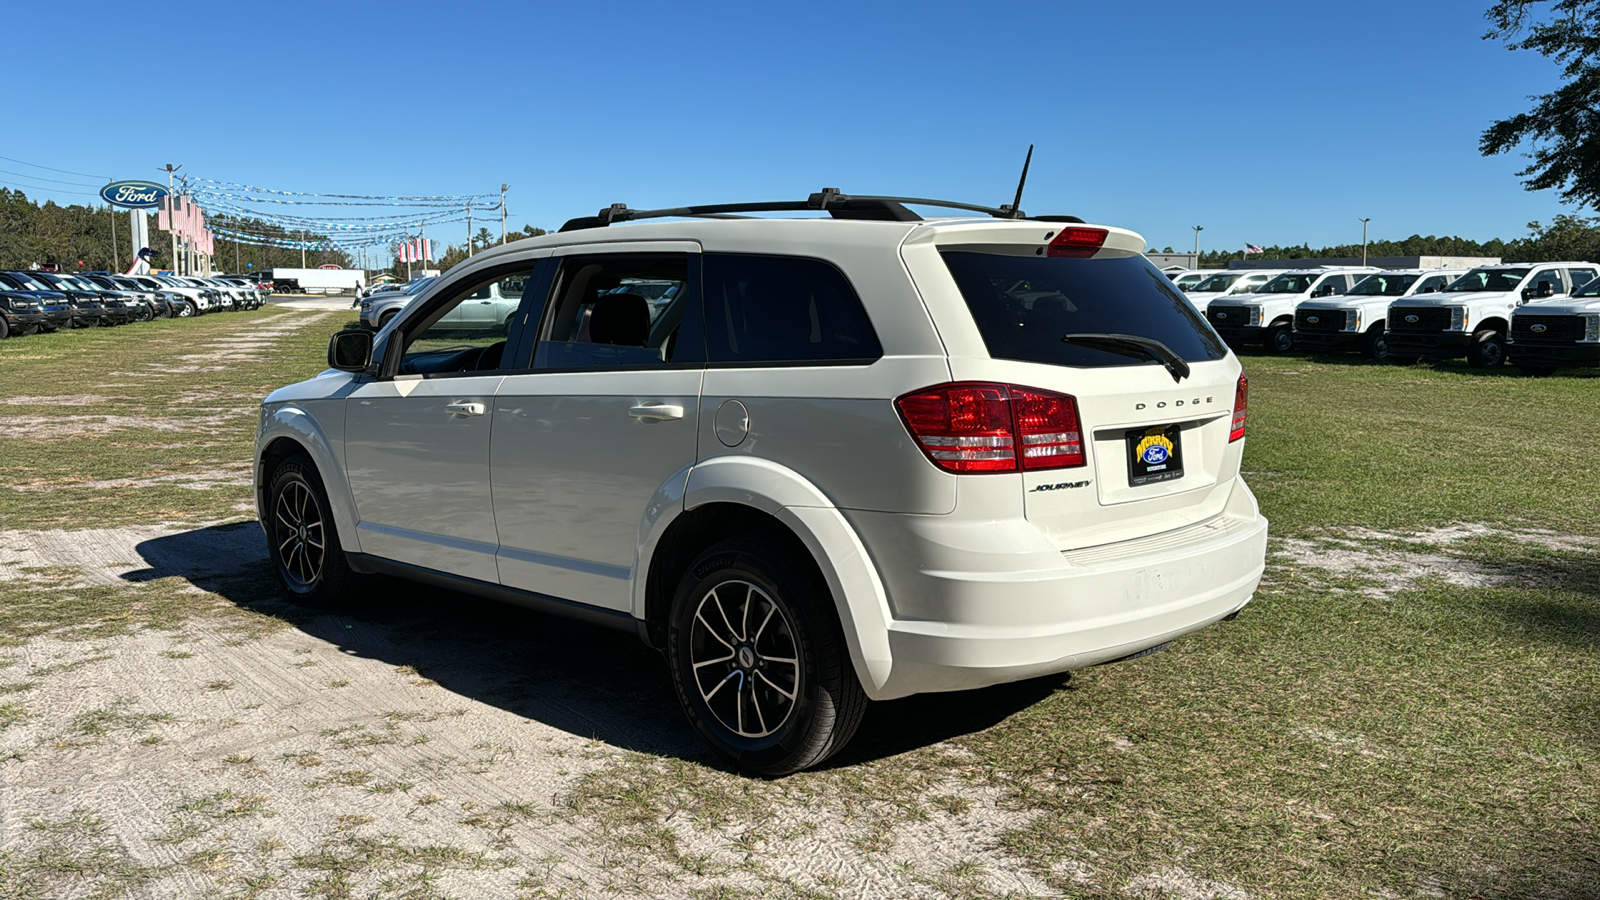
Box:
[1060,333,1191,382]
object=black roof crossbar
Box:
[557,188,1064,232]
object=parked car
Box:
[1206,267,1377,353]
[56,273,147,322]
[1293,269,1466,360]
[0,272,74,330]
[6,271,126,326]
[108,275,185,317]
[1386,262,1600,367]
[1507,274,1600,374]
[1165,268,1225,291]
[0,289,47,338]
[148,275,215,315]
[358,276,440,329]
[256,191,1268,775]
[81,274,163,320]
[1182,270,1286,314]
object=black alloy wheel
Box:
[1363,328,1390,360]
[1265,323,1295,354]
[668,538,867,776]
[1467,329,1507,368]
[266,453,357,605]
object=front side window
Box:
[532,255,695,369]
[1530,269,1565,294]
[395,266,536,376]
[940,250,1226,368]
[702,254,881,365]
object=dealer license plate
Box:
[1126,424,1184,486]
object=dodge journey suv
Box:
[254,191,1269,775]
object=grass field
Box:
[0,310,1595,899]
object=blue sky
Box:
[1,0,1580,256]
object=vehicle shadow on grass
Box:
[124,523,1056,769]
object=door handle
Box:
[446,401,486,416]
[629,403,684,421]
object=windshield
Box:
[1257,273,1320,294]
[405,277,437,294]
[939,250,1227,369]
[1445,269,1528,292]
[1188,273,1241,293]
[1348,274,1419,296]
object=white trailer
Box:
[265,268,366,295]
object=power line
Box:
[0,154,109,180]
[0,168,103,188]
[0,179,102,198]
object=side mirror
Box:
[1536,281,1555,298]
[328,329,374,372]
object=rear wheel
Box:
[667,538,867,776]
[1466,329,1507,368]
[266,453,359,606]
[1264,323,1294,354]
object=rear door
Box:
[914,229,1243,550]
[489,243,704,611]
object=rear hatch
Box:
[903,222,1246,551]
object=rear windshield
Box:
[939,250,1227,368]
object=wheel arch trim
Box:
[256,406,360,553]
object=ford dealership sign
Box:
[100,181,169,209]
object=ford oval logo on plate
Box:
[1307,315,1319,324]
[100,180,170,209]
[1405,314,1420,323]
[1217,312,1228,319]
[1531,323,1548,333]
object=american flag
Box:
[1245,244,1265,255]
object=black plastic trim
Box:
[346,553,639,635]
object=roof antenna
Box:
[1002,144,1033,219]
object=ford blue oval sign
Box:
[100,180,169,209]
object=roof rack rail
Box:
[557,188,1077,232]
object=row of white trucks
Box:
[1167,263,1600,374]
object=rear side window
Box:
[939,250,1227,367]
[702,254,881,365]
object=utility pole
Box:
[466,200,473,257]
[1192,225,1204,268]
[301,230,307,269]
[500,183,507,244]
[159,163,180,274]
[1359,217,1371,266]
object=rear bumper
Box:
[847,480,1268,699]
[1387,331,1471,357]
[1293,331,1361,351]
[1509,342,1600,367]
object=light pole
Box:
[500,183,508,244]
[1359,217,1371,266]
[159,164,181,274]
[1192,225,1204,268]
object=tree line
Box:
[1193,215,1600,268]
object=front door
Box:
[491,244,704,611]
[344,261,542,583]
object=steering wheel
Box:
[473,340,506,371]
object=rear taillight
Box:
[896,382,1085,474]
[1047,227,1108,259]
[1229,373,1248,442]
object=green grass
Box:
[0,312,1597,897]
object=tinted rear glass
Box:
[703,254,881,364]
[939,251,1227,367]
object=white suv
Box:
[254,192,1268,775]
[1205,267,1377,353]
[1386,262,1600,367]
[1293,269,1464,360]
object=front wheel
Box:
[266,453,359,606]
[1264,323,1294,354]
[1467,329,1507,368]
[178,302,195,318]
[667,539,867,776]
[1362,328,1390,360]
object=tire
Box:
[178,301,195,318]
[667,538,868,776]
[379,310,398,329]
[1518,364,1558,377]
[1361,328,1390,360]
[1264,322,1294,354]
[0,317,9,339]
[1467,329,1507,368]
[265,453,359,606]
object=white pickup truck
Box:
[1385,262,1600,367]
[1293,269,1464,360]
[1183,270,1284,314]
[1204,267,1376,353]
[1508,273,1600,374]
